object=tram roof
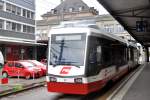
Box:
[49,20,137,47]
[89,28,128,45]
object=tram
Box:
[46,20,139,94]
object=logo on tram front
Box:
[60,67,71,74]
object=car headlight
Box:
[49,77,57,82]
[74,78,82,83]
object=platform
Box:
[122,63,150,100]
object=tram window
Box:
[50,33,86,66]
[101,46,112,66]
[89,48,97,64]
[134,49,138,62]
[97,46,102,64]
[127,47,129,60]
[85,35,128,76]
[111,46,126,66]
[130,48,134,61]
[86,36,102,76]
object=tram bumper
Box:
[47,80,106,95]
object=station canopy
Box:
[97,0,150,47]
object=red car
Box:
[2,61,43,79]
[24,60,46,76]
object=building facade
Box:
[96,15,134,40]
[0,0,37,61]
[36,0,98,41]
[36,0,134,59]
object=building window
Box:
[12,22,16,31]
[0,19,4,29]
[31,27,35,33]
[6,3,11,12]
[16,23,21,32]
[31,12,34,19]
[104,24,114,33]
[51,9,57,14]
[23,25,34,33]
[69,7,74,12]
[6,21,12,30]
[23,25,27,32]
[0,1,4,11]
[12,5,16,14]
[63,8,66,12]
[23,9,26,17]
[27,10,30,18]
[16,7,21,16]
[27,26,31,33]
[6,21,34,33]
[5,3,34,19]
[79,6,84,11]
[116,24,125,33]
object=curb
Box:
[0,81,46,97]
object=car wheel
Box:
[25,74,30,79]
[2,72,8,78]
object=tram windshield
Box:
[49,33,86,67]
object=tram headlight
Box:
[49,77,57,82]
[74,78,82,83]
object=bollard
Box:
[17,70,20,79]
[33,72,35,80]
[17,70,20,82]
[1,78,8,84]
[0,64,8,84]
[0,64,2,78]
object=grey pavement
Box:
[123,63,150,100]
[0,87,62,100]
[0,71,45,97]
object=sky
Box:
[36,0,108,20]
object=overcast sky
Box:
[36,0,108,20]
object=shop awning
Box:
[0,36,47,46]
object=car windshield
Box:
[50,33,86,66]
[20,62,35,67]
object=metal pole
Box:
[61,0,64,21]
[17,70,20,82]
[146,47,149,62]
[33,72,34,80]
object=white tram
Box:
[46,20,139,94]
